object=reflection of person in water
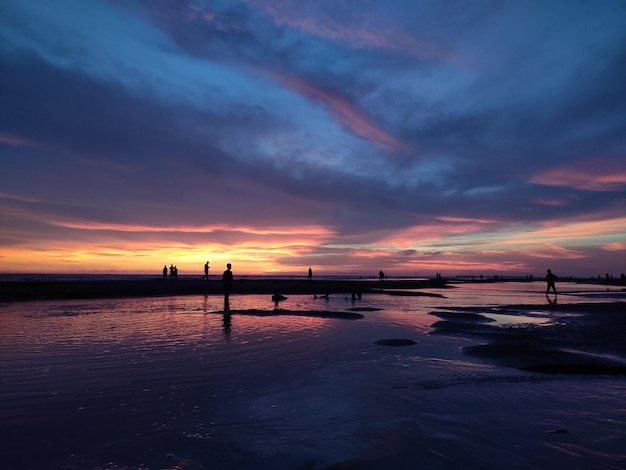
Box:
[222,313,232,336]
[222,263,233,300]
[546,269,557,295]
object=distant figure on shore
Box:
[308,267,313,281]
[222,263,233,300]
[162,265,167,279]
[169,264,175,279]
[546,269,557,295]
[204,261,210,280]
[379,270,385,281]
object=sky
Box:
[1,0,625,278]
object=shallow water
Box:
[1,282,625,469]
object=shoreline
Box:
[1,277,624,302]
[0,278,452,302]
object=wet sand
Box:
[0,278,449,301]
[1,284,625,468]
[430,301,626,375]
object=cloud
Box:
[250,0,448,61]
[532,160,626,191]
[602,242,626,252]
[0,132,39,147]
[270,72,411,151]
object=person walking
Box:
[546,269,557,295]
[204,261,210,280]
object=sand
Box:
[0,278,449,301]
[429,301,626,375]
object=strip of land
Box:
[0,278,450,301]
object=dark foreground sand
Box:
[0,278,449,301]
[430,301,626,375]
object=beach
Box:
[1,280,625,469]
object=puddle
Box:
[481,313,552,326]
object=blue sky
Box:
[1,0,625,276]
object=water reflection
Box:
[1,284,625,470]
[223,314,232,337]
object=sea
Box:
[1,279,625,469]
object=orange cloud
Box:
[602,241,626,251]
[49,220,334,237]
[436,216,496,224]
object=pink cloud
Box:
[250,0,447,61]
[533,198,569,207]
[0,132,38,147]
[272,72,411,151]
[532,159,626,191]
[375,218,497,248]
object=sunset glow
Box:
[1,1,625,277]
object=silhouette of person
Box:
[308,267,312,281]
[222,263,233,300]
[163,265,167,279]
[546,269,557,295]
[204,261,210,280]
[379,270,385,281]
[169,264,174,279]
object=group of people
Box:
[162,264,178,279]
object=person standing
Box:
[546,269,557,295]
[162,265,167,279]
[222,263,233,300]
[308,267,313,281]
[204,261,210,280]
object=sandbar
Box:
[0,278,449,301]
